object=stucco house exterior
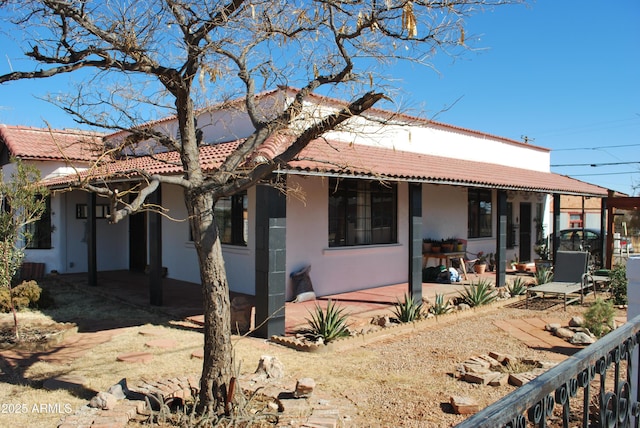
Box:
[0,88,610,336]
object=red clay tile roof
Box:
[0,125,104,162]
[43,138,608,197]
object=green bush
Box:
[457,279,497,307]
[583,298,616,337]
[534,266,553,285]
[302,300,350,343]
[0,280,43,312]
[609,264,627,306]
[429,293,452,316]
[506,277,529,296]
[392,293,424,322]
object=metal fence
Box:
[456,314,640,428]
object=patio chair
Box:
[526,251,595,310]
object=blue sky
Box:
[1,0,638,195]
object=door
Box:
[129,212,146,272]
[519,202,532,262]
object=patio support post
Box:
[495,190,507,287]
[552,194,561,264]
[408,183,422,301]
[148,186,163,306]
[602,192,610,269]
[254,184,286,338]
[87,192,97,287]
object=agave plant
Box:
[506,277,529,297]
[457,279,497,307]
[302,300,350,343]
[429,293,452,316]
[534,266,553,285]
[392,293,424,323]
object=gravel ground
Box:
[242,298,625,427]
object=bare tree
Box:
[0,0,522,416]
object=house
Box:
[0,88,610,336]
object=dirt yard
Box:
[0,280,624,427]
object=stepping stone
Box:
[116,352,154,363]
[186,315,204,326]
[43,374,87,391]
[139,329,163,336]
[191,349,204,359]
[144,339,177,349]
[450,395,479,415]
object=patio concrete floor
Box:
[55,269,504,336]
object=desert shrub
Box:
[609,264,627,306]
[429,293,452,316]
[302,300,350,343]
[392,293,424,322]
[0,280,43,312]
[583,298,616,338]
[534,266,553,285]
[506,277,529,296]
[457,279,497,307]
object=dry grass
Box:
[0,280,625,427]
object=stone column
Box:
[254,184,287,338]
[408,183,422,302]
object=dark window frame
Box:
[26,195,52,249]
[328,178,397,247]
[214,192,248,246]
[468,188,493,238]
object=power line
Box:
[552,142,640,152]
[551,161,640,167]
[569,171,640,177]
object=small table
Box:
[423,251,467,280]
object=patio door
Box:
[129,211,147,272]
[519,202,532,262]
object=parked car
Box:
[557,228,602,265]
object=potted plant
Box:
[455,239,465,253]
[422,238,433,253]
[534,236,552,271]
[473,252,487,274]
[487,253,496,272]
[442,238,454,253]
[431,240,442,253]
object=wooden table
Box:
[422,251,467,280]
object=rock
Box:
[570,332,596,345]
[89,391,118,410]
[457,303,471,311]
[488,373,509,387]
[554,327,575,340]
[255,355,285,380]
[107,379,130,400]
[569,316,584,327]
[371,315,392,328]
[450,396,479,415]
[464,372,499,385]
[545,323,561,332]
[294,377,316,398]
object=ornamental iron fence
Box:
[456,313,640,428]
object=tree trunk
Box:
[189,191,233,415]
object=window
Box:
[328,178,397,247]
[76,204,110,219]
[26,196,52,249]
[569,212,583,229]
[214,192,248,245]
[468,189,492,238]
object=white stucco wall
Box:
[286,175,409,300]
[159,184,256,295]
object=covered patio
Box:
[54,270,498,336]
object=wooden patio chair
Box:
[526,251,595,310]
